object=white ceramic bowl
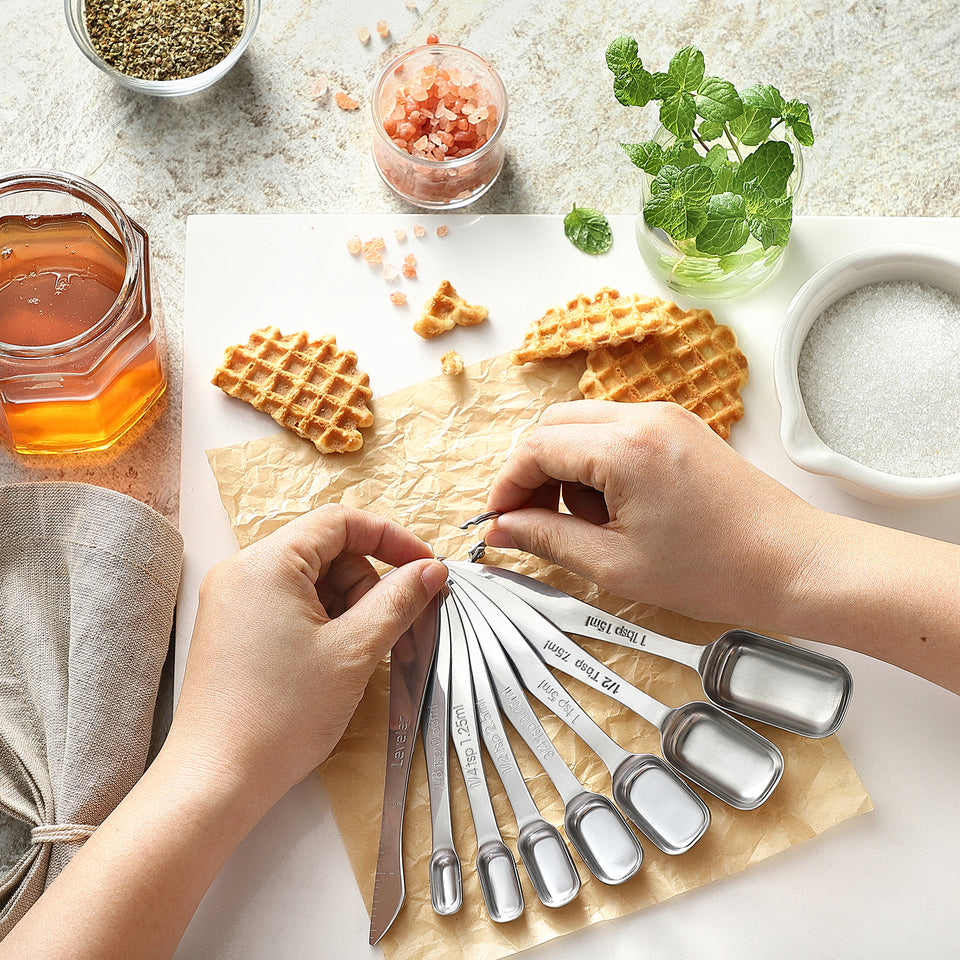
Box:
[774,243,960,503]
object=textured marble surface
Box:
[2,0,959,519]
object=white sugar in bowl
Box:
[774,244,960,503]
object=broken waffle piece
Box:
[579,308,749,438]
[510,287,695,364]
[440,350,464,375]
[413,279,488,339]
[212,326,373,453]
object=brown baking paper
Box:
[205,352,872,960]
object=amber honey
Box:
[0,171,166,454]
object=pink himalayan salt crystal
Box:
[362,236,385,263]
[394,228,407,242]
[436,224,449,237]
[379,63,499,161]
[376,19,389,38]
[390,291,407,305]
[382,263,400,281]
[413,224,426,238]
[311,76,329,99]
[345,234,362,255]
[357,25,371,44]
[335,91,360,110]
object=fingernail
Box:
[421,559,448,594]
[483,529,516,550]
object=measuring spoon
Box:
[456,562,853,738]
[450,592,581,907]
[451,583,643,883]
[420,611,462,916]
[454,565,783,811]
[452,574,711,851]
[445,600,525,923]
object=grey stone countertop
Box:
[2,0,959,521]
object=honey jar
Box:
[0,170,166,454]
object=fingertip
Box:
[420,558,449,595]
[484,528,516,550]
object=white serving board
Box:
[177,214,960,960]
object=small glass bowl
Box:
[774,243,960,503]
[64,0,259,97]
[371,44,508,209]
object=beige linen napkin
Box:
[0,481,183,938]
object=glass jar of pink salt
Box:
[372,43,508,209]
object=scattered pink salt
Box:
[335,91,360,111]
[357,25,371,44]
[345,234,362,255]
[413,224,426,237]
[436,224,449,237]
[390,291,408,305]
[376,19,389,38]
[394,228,407,242]
[362,236,385,263]
[382,263,400,281]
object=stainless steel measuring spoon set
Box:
[371,537,853,942]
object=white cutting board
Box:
[177,214,960,960]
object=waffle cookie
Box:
[212,326,373,453]
[413,279,488,338]
[510,287,693,364]
[578,309,749,438]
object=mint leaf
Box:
[564,204,613,254]
[606,35,639,74]
[663,137,701,169]
[783,98,815,146]
[668,46,705,90]
[694,76,743,122]
[695,192,750,256]
[738,139,794,196]
[660,92,697,136]
[740,83,785,115]
[613,67,654,107]
[729,104,774,146]
[652,71,680,98]
[742,181,793,246]
[644,164,713,241]
[621,141,665,174]
[697,120,724,141]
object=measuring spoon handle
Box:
[449,561,705,670]
[459,571,673,730]
[422,616,457,850]
[450,573,626,774]
[452,583,583,803]
[453,593,543,829]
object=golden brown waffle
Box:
[413,279,488,338]
[578,309,749,438]
[212,326,373,453]
[510,287,693,364]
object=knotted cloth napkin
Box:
[0,482,183,938]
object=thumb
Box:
[334,557,448,664]
[485,509,615,582]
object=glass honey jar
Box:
[0,170,166,454]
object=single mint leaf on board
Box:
[613,66,654,107]
[564,205,613,255]
[738,139,794,197]
[668,46,705,90]
[621,141,665,174]
[784,99,815,146]
[729,104,774,146]
[740,83,785,116]
[695,192,750,255]
[659,91,697,136]
[606,35,639,74]
[697,119,724,141]
[694,75,743,122]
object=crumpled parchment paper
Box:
[205,352,872,960]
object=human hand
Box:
[484,400,827,628]
[168,504,447,813]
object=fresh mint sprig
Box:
[607,38,814,257]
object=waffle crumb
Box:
[441,350,464,375]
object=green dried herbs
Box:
[85,0,245,82]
